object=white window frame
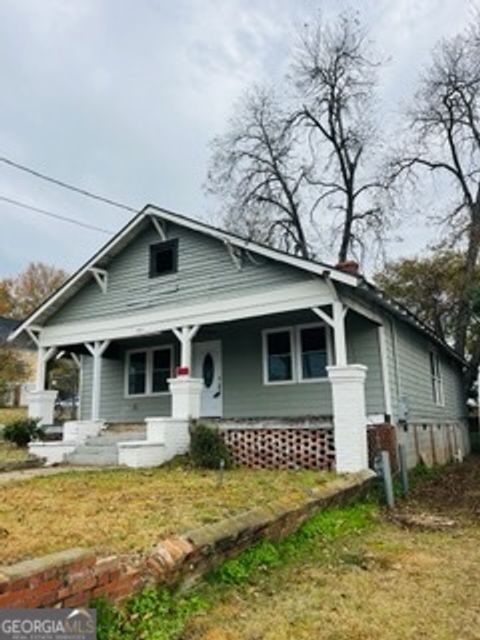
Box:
[262,326,296,385]
[262,323,332,386]
[125,345,174,398]
[429,351,444,407]
[295,322,332,383]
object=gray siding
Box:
[48,223,308,326]
[384,316,466,423]
[80,310,385,422]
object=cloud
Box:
[0,0,476,276]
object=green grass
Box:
[94,503,375,640]
[0,441,32,465]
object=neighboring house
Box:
[0,316,36,407]
[9,206,470,471]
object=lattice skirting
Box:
[221,428,335,470]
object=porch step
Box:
[65,427,146,466]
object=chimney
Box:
[335,260,360,276]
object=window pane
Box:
[155,248,174,274]
[150,240,178,278]
[128,352,146,395]
[266,331,292,381]
[267,331,291,355]
[301,327,326,353]
[300,327,327,379]
[268,354,292,381]
[302,351,327,379]
[152,348,171,393]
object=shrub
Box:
[190,423,232,469]
[3,418,45,447]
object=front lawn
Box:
[0,442,32,465]
[0,407,27,426]
[0,464,332,565]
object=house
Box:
[0,316,36,408]
[9,206,470,471]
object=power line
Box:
[0,195,114,235]
[0,156,137,213]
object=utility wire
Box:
[0,156,137,213]
[0,195,114,235]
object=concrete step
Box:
[88,430,146,445]
[65,426,147,467]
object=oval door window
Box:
[202,353,215,388]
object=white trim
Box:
[8,208,357,343]
[378,325,392,417]
[262,323,332,386]
[89,267,108,294]
[150,215,167,241]
[296,323,332,383]
[124,345,174,398]
[38,281,332,347]
[262,326,296,385]
[430,351,445,407]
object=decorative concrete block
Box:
[62,420,105,444]
[145,417,190,457]
[28,441,77,465]
[27,390,58,426]
[327,364,368,473]
[167,377,202,419]
[117,441,167,468]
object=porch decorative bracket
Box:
[150,215,167,241]
[224,241,243,271]
[89,268,108,294]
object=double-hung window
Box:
[298,324,329,381]
[263,324,329,384]
[264,328,294,383]
[430,352,444,406]
[126,346,173,396]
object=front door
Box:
[193,340,223,417]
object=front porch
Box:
[27,301,387,473]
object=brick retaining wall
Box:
[0,470,374,609]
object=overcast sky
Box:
[0,0,477,278]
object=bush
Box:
[3,418,45,447]
[190,423,232,469]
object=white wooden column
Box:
[172,325,200,372]
[312,302,348,365]
[85,340,110,421]
[35,345,58,391]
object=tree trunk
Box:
[455,201,480,357]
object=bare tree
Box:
[293,12,385,263]
[389,19,480,369]
[206,12,387,265]
[206,87,311,258]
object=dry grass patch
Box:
[185,522,480,640]
[0,407,27,426]
[0,464,331,565]
[0,442,31,465]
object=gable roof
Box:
[0,316,35,350]
[7,203,465,365]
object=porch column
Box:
[85,340,110,422]
[27,345,58,425]
[170,326,203,419]
[314,292,369,472]
[327,365,369,473]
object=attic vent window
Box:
[149,239,178,278]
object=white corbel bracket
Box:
[224,241,243,271]
[150,215,167,241]
[89,267,108,293]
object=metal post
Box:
[380,450,395,509]
[398,443,409,497]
